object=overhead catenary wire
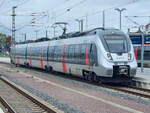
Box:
[0,0,145,36]
[0,0,31,14]
[15,14,48,31]
[72,0,141,20]
[54,0,142,32]
[50,0,88,20]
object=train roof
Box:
[15,27,120,45]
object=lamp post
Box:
[115,8,126,30]
[51,26,56,37]
[35,30,39,40]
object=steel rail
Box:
[103,85,150,99]
[0,96,16,113]
[0,76,58,113]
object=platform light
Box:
[107,53,113,60]
[128,53,132,60]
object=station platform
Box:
[0,57,10,64]
[132,68,150,89]
[136,68,150,82]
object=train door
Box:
[88,43,98,68]
[25,44,28,65]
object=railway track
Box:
[0,76,62,113]
[102,85,150,99]
[0,96,15,113]
[1,62,150,101]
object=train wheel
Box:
[47,66,52,72]
[45,66,48,72]
[26,63,30,68]
[93,74,99,83]
[83,71,87,80]
[88,72,94,82]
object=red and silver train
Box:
[10,28,137,83]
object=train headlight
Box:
[107,53,113,60]
[128,53,132,60]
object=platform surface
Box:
[134,68,150,84]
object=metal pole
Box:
[12,6,16,46]
[79,21,81,31]
[103,10,105,28]
[81,20,83,32]
[24,33,26,41]
[46,30,48,38]
[115,8,126,30]
[36,32,38,40]
[76,21,81,32]
[35,30,38,40]
[11,6,16,66]
[86,14,88,30]
[120,11,121,30]
[141,31,144,72]
[53,27,56,37]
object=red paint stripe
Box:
[29,46,32,66]
[144,44,150,46]
[40,46,44,68]
[86,45,89,66]
[62,45,67,72]
[135,47,138,60]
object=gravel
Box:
[0,72,84,113]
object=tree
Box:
[0,33,7,51]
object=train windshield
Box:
[103,35,128,53]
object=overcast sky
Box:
[0,0,150,42]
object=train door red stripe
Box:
[40,46,44,68]
[85,45,89,66]
[29,46,32,66]
[62,45,67,72]
[135,47,138,60]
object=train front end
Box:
[96,29,137,80]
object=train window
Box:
[81,44,86,65]
[78,44,82,64]
[58,46,62,62]
[74,45,79,64]
[43,46,47,61]
[87,44,92,66]
[68,45,72,63]
[69,45,74,63]
[48,46,54,61]
[93,44,98,66]
[56,46,59,62]
[54,46,58,62]
[65,46,69,63]
[34,46,40,59]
